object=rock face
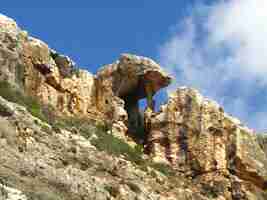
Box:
[1,14,267,200]
[257,133,267,156]
[147,87,267,199]
[96,53,171,139]
[0,96,198,200]
[0,14,171,140]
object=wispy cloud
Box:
[159,0,267,131]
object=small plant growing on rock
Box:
[104,185,120,197]
[125,181,141,194]
[0,81,55,123]
[0,177,8,199]
[148,163,176,177]
[26,191,63,200]
[90,129,144,165]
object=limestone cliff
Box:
[147,87,267,199]
[0,14,267,200]
[0,13,171,141]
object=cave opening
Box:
[113,64,171,146]
[122,94,147,145]
[120,79,156,145]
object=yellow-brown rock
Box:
[146,87,267,199]
[1,14,267,200]
[0,14,172,141]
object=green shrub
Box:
[0,81,178,177]
[91,129,145,165]
[125,182,141,193]
[149,163,176,176]
[27,191,63,200]
[0,81,24,105]
[202,183,219,198]
[48,115,176,177]
[0,177,8,199]
[104,185,119,197]
[0,81,54,123]
[52,117,98,139]
[15,63,25,87]
[0,103,12,116]
[76,120,176,176]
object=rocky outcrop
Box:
[0,93,207,200]
[0,14,171,141]
[0,183,27,200]
[96,54,171,139]
[1,14,267,200]
[146,87,267,199]
[257,133,267,156]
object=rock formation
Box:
[0,13,171,142]
[258,133,267,157]
[147,87,267,199]
[0,14,267,199]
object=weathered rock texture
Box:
[0,14,171,141]
[257,133,267,156]
[1,14,267,200]
[147,87,267,199]
[0,95,203,200]
[96,54,171,139]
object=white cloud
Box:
[159,0,267,131]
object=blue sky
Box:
[1,1,199,73]
[1,1,267,132]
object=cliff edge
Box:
[0,14,267,200]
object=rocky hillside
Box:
[0,14,267,200]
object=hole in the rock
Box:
[153,89,168,112]
[139,99,147,112]
[122,94,146,144]
[121,89,168,145]
[115,69,170,146]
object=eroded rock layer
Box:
[0,14,171,140]
[147,87,267,199]
[1,14,267,200]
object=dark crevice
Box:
[34,63,51,75]
[178,126,188,153]
[122,93,147,144]
[164,138,173,163]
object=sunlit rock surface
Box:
[147,87,267,199]
[0,13,267,200]
[0,14,171,140]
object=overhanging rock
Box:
[97,53,171,99]
[96,54,172,141]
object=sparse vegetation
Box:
[91,128,144,165]
[125,181,141,193]
[0,80,55,122]
[0,80,177,178]
[0,81,25,105]
[0,103,12,117]
[54,116,177,177]
[26,191,63,200]
[202,183,219,199]
[15,63,25,87]
[87,122,177,177]
[257,134,267,150]
[71,67,80,78]
[0,177,8,199]
[53,116,176,177]
[149,163,176,177]
[104,185,120,197]
[52,117,104,139]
